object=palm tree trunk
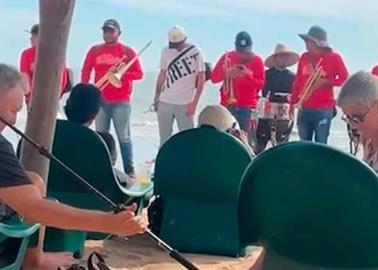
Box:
[21,0,76,180]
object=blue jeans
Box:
[95,102,134,175]
[297,108,334,144]
[227,107,252,132]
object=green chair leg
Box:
[43,228,87,259]
[0,237,30,270]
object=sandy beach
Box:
[84,236,262,270]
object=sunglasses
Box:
[342,101,376,125]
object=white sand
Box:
[84,236,262,270]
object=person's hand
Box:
[105,203,145,236]
[230,129,249,146]
[152,100,159,112]
[229,128,254,153]
[186,101,197,116]
[238,65,253,77]
[225,66,246,78]
[312,77,331,89]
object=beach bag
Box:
[147,195,164,235]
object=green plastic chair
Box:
[239,141,378,269]
[44,120,153,257]
[154,125,252,257]
[0,216,39,270]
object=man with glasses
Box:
[81,19,143,176]
[337,71,378,172]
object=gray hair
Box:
[0,63,25,93]
[337,71,378,108]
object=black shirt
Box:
[262,68,295,102]
[0,135,31,188]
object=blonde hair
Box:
[198,105,237,132]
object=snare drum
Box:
[257,99,293,121]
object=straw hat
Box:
[265,43,299,68]
[197,105,238,132]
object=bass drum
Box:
[252,97,294,154]
[253,119,294,154]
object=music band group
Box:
[20,20,377,175]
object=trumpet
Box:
[96,40,152,91]
[296,58,323,108]
[223,52,237,105]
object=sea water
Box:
[4,71,351,171]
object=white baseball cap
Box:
[168,26,187,43]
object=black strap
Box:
[167,45,195,70]
[88,252,111,270]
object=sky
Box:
[1,0,378,73]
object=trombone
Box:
[223,52,237,105]
[96,40,152,91]
[296,58,323,108]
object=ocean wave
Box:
[131,120,158,127]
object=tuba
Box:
[223,52,237,105]
[96,41,152,91]
[296,58,323,108]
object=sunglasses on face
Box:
[342,101,376,125]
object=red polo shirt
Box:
[211,51,265,108]
[372,65,378,76]
[291,51,349,109]
[81,42,143,103]
[19,46,69,103]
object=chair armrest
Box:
[0,216,39,238]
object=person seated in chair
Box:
[338,71,378,173]
[64,83,134,187]
[0,64,145,270]
[197,104,254,155]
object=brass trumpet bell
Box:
[107,71,123,88]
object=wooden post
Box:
[21,0,76,180]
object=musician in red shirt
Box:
[81,19,143,175]
[211,31,265,132]
[19,24,70,109]
[291,26,349,144]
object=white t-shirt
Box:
[159,45,205,105]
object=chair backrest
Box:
[155,125,252,203]
[153,126,252,256]
[47,120,123,210]
[239,141,378,268]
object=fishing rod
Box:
[0,116,200,270]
